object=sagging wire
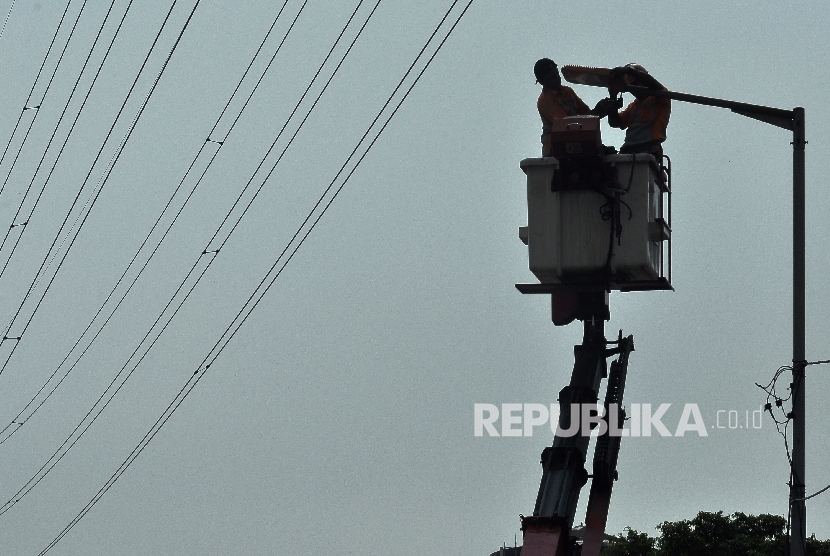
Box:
[0,0,203,517]
[793,357,830,503]
[0,0,15,42]
[0,0,101,263]
[0,0,296,448]
[756,364,797,547]
[5,0,376,523]
[755,363,820,554]
[599,154,636,269]
[0,0,84,204]
[0,0,173,378]
[756,365,794,462]
[35,2,475,553]
[797,484,830,502]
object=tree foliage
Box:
[601,511,830,556]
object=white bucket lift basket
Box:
[518,154,671,292]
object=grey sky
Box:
[0,1,829,554]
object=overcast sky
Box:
[1,1,829,554]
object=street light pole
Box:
[620,86,807,556]
[791,106,806,556]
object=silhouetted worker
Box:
[603,64,670,158]
[535,58,612,325]
[534,58,592,157]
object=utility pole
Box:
[791,107,806,556]
[620,86,807,556]
[515,74,808,554]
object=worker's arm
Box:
[573,90,592,116]
[591,97,622,119]
[608,98,637,129]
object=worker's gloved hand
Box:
[593,98,612,116]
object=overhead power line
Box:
[0,0,127,279]
[0,0,296,445]
[0,0,15,41]
[0,1,188,381]
[36,0,474,552]
[0,0,80,200]
[0,0,74,196]
[2,0,375,518]
[797,484,830,502]
[0,0,203,514]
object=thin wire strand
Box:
[0,0,15,41]
[0,0,205,509]
[758,364,810,554]
[0,0,130,282]
[206,0,475,370]
[5,0,370,517]
[0,0,81,200]
[0,1,179,377]
[798,484,830,502]
[0,0,293,444]
[36,2,474,552]
[206,0,291,140]
[0,0,73,198]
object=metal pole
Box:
[526,79,810,551]
[790,107,806,556]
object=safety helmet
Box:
[623,63,648,86]
[534,58,557,83]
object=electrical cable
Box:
[2,0,374,516]
[0,0,203,515]
[0,1,183,378]
[0,0,15,41]
[0,0,79,200]
[0,0,74,199]
[204,0,474,368]
[0,0,294,446]
[757,364,810,554]
[797,484,830,502]
[192,0,472,390]
[789,367,807,556]
[36,2,474,551]
[0,0,128,281]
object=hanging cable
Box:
[0,0,204,512]
[205,0,475,370]
[0,0,73,198]
[0,0,15,41]
[35,2,474,552]
[796,484,830,502]
[0,1,183,378]
[0,0,295,445]
[2,0,378,516]
[0,0,80,200]
[757,363,810,555]
[0,0,130,281]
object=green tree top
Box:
[602,511,830,556]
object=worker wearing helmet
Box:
[535,58,593,157]
[534,58,612,325]
[604,64,671,158]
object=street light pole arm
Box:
[618,83,805,556]
[622,85,794,129]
